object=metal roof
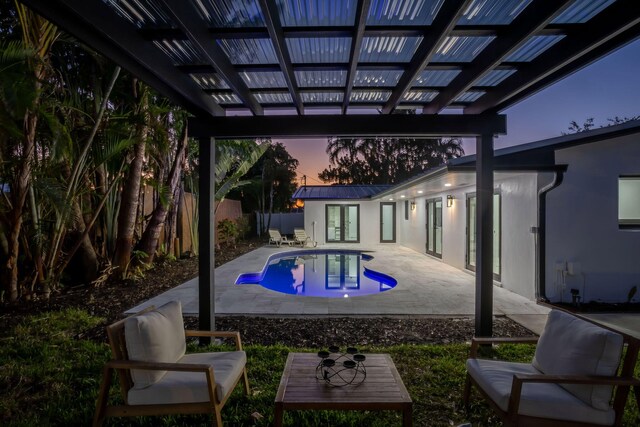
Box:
[292,185,392,200]
[22,0,640,119]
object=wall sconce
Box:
[410,201,416,211]
[447,195,454,207]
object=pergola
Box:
[22,0,640,336]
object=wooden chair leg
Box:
[93,366,112,427]
[242,368,250,395]
[212,405,223,427]
[463,373,472,412]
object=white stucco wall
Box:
[545,134,640,303]
[397,173,538,299]
[498,174,538,299]
[303,200,382,246]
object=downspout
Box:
[536,169,565,302]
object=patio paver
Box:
[127,245,550,321]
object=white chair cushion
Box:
[467,359,615,425]
[124,301,186,389]
[532,310,623,410]
[127,351,247,405]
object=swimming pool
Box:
[235,250,397,298]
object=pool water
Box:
[235,250,397,298]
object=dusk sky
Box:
[279,38,640,185]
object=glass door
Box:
[426,198,442,258]
[380,202,396,243]
[466,192,501,280]
[344,205,359,242]
[326,204,359,243]
[326,205,341,242]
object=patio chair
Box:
[293,228,317,247]
[268,229,293,247]
[464,309,640,426]
[93,301,250,427]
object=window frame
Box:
[325,204,360,243]
[465,191,501,281]
[380,202,396,243]
[425,197,443,259]
[619,175,640,229]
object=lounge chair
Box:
[93,301,250,427]
[464,309,640,426]
[269,228,294,246]
[268,229,293,247]
[293,228,317,247]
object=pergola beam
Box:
[257,0,304,115]
[138,24,577,41]
[188,114,506,138]
[382,0,473,114]
[466,0,640,114]
[471,23,640,114]
[157,0,262,116]
[342,0,371,113]
[198,137,215,335]
[178,61,476,74]
[20,0,224,118]
[423,0,572,114]
[475,133,495,337]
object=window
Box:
[466,192,501,281]
[426,198,442,258]
[326,204,359,242]
[619,176,640,228]
[404,200,409,220]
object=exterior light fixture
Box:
[389,198,393,201]
[417,190,424,194]
[400,195,406,198]
[447,195,454,207]
[410,201,416,211]
[444,183,452,187]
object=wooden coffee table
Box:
[274,352,412,426]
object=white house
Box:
[292,120,640,304]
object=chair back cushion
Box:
[532,310,623,410]
[124,301,186,389]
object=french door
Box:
[326,204,359,243]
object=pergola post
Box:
[198,137,215,339]
[475,133,494,337]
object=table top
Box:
[275,352,412,406]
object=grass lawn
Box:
[1,310,639,426]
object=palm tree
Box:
[320,136,464,185]
[0,3,58,301]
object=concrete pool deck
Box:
[128,244,550,331]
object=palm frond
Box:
[215,141,268,201]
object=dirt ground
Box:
[1,237,535,344]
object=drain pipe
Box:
[535,169,565,302]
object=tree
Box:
[229,142,299,234]
[137,117,188,265]
[318,136,464,185]
[0,3,58,301]
[565,116,640,134]
[111,78,149,278]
